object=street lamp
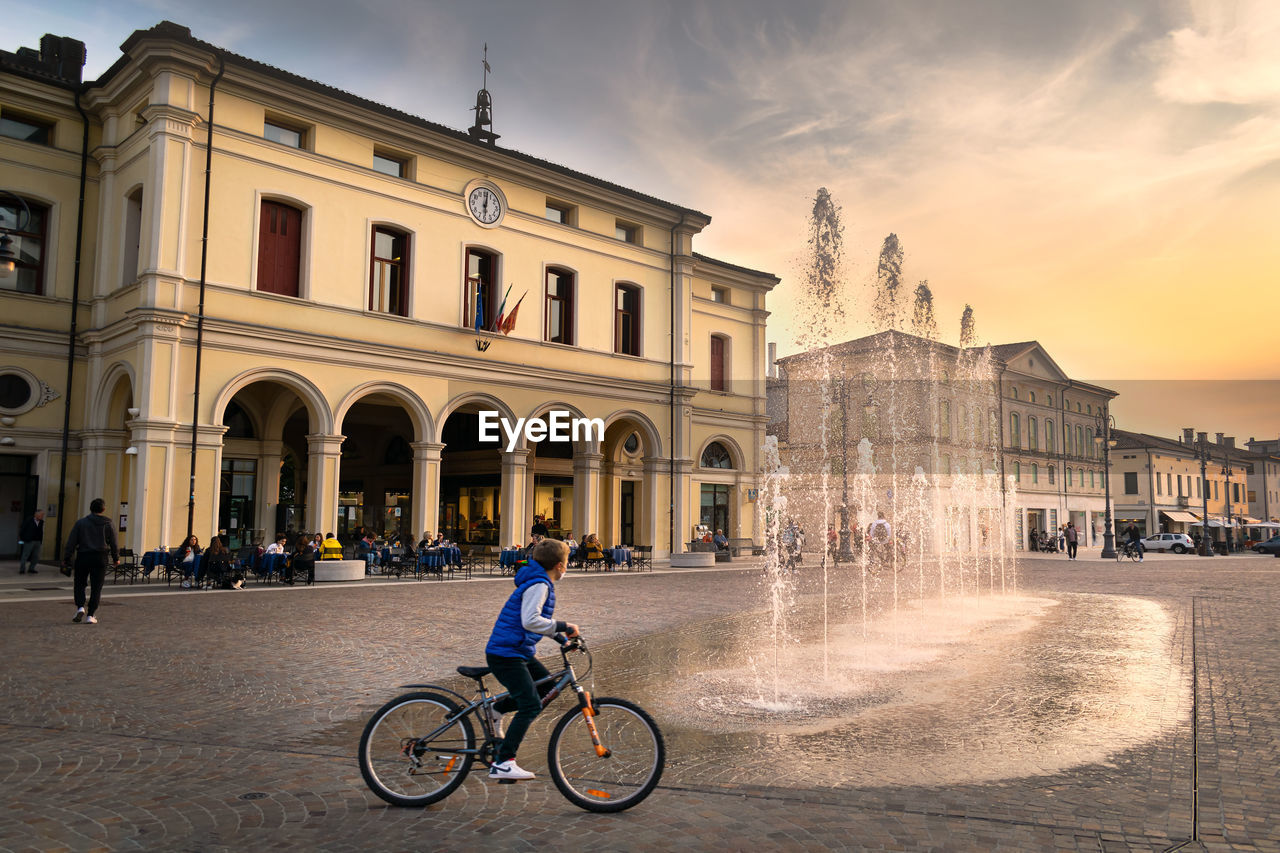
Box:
[1197,431,1213,556]
[1094,409,1118,558]
[0,191,33,280]
[836,377,855,562]
[1222,455,1233,554]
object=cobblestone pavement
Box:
[1,552,1278,852]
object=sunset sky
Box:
[11,0,1279,438]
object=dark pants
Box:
[20,540,41,573]
[1067,540,1078,558]
[73,551,109,615]
[486,654,553,762]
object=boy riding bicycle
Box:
[484,538,579,781]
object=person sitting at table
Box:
[355,534,377,573]
[176,535,201,588]
[265,534,287,556]
[580,534,605,566]
[205,538,244,589]
[285,535,316,585]
[320,532,343,560]
[564,534,579,566]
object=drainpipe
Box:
[186,56,225,541]
[53,87,91,561]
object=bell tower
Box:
[467,43,500,146]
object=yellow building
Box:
[0,23,776,560]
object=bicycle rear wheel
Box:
[547,697,664,812]
[359,691,474,807]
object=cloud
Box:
[1152,0,1280,104]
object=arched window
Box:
[1011,386,1019,400]
[1029,391,1036,404]
[1013,461,1021,481]
[1048,465,1056,484]
[123,187,143,286]
[1009,413,1020,448]
[700,442,733,469]
[1085,428,1094,458]
[1067,467,1074,487]
[1032,463,1039,484]
[1075,425,1084,457]
[1028,416,1038,451]
[1090,470,1096,489]
[938,399,951,439]
[1045,420,1055,453]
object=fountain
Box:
[629,189,1186,792]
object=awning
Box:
[1241,516,1263,525]
[1162,511,1200,523]
[1189,519,1239,528]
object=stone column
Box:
[499,449,530,548]
[642,456,665,559]
[573,451,603,542]
[412,442,444,540]
[307,434,344,536]
[258,440,283,539]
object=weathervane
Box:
[468,43,500,146]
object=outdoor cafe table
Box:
[419,547,462,569]
[607,547,632,567]
[498,548,523,570]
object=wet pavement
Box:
[2,552,1278,851]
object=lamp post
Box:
[1094,409,1118,558]
[1197,432,1213,556]
[1220,460,1231,552]
[837,377,854,562]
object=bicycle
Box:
[1115,540,1142,562]
[358,634,664,813]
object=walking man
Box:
[63,498,118,625]
[1065,521,1079,560]
[18,509,44,574]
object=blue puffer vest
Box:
[486,560,556,659]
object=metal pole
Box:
[1100,413,1115,559]
[1198,433,1213,556]
[186,57,225,541]
[1222,454,1231,554]
[838,377,853,561]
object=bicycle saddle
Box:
[456,665,491,679]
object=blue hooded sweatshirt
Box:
[486,560,564,659]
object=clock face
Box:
[468,186,503,225]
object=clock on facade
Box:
[466,184,504,227]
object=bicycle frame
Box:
[397,643,605,762]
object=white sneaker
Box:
[483,705,505,739]
[488,759,535,780]
[86,615,98,624]
[73,607,85,623]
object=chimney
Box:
[21,34,87,84]
[1225,437,1236,450]
[767,342,777,379]
[1182,428,1194,444]
[1197,431,1208,445]
[1216,432,1225,445]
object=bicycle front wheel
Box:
[547,697,664,812]
[358,691,475,807]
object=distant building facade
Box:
[767,331,1114,553]
[1109,429,1255,547]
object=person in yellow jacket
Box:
[320,532,344,560]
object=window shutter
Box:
[258,201,301,296]
[710,336,724,391]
